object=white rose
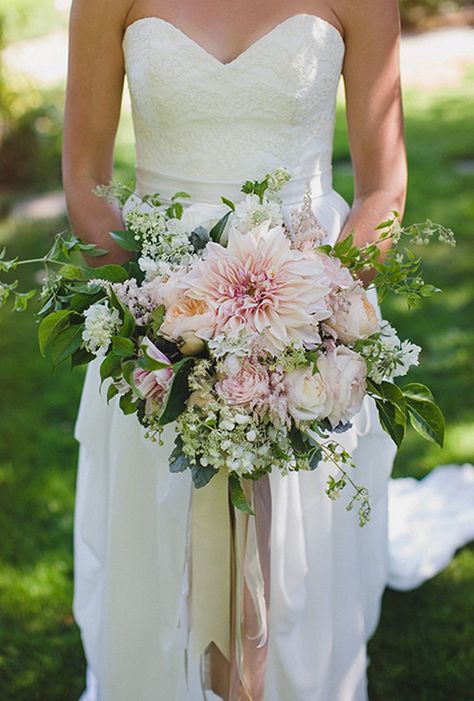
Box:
[317,347,367,427]
[325,283,379,344]
[286,365,331,422]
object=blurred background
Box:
[0,1,473,699]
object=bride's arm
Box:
[337,0,407,283]
[62,0,131,265]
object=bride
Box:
[62,0,407,699]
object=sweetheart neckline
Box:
[122,12,345,68]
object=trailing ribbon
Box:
[190,471,271,701]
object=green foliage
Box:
[0,0,67,43]
[0,95,63,191]
[399,0,471,27]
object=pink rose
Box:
[317,347,367,427]
[325,283,379,344]
[215,359,270,408]
[133,338,173,405]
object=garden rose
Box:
[285,365,330,422]
[325,283,379,344]
[315,252,354,291]
[133,338,173,405]
[317,347,367,427]
[215,360,270,409]
[159,296,215,353]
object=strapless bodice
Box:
[122,13,345,185]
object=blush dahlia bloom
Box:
[179,221,331,354]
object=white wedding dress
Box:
[73,13,474,701]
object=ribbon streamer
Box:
[190,471,272,700]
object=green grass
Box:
[0,75,473,699]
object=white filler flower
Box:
[82,302,121,355]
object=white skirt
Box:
[73,187,397,701]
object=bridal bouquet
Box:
[0,168,454,524]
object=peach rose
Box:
[160,296,215,353]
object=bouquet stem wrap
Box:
[191,473,272,701]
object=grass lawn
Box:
[0,76,473,699]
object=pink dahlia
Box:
[179,221,331,354]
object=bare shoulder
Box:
[332,0,400,39]
[69,0,133,38]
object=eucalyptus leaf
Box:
[192,462,219,488]
[170,452,190,473]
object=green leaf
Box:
[109,229,140,252]
[58,264,88,280]
[308,446,323,470]
[45,323,84,366]
[191,462,219,488]
[334,233,354,256]
[0,248,19,272]
[85,264,129,283]
[100,352,122,384]
[12,289,36,312]
[209,211,232,243]
[106,383,119,403]
[38,310,75,357]
[171,191,191,200]
[169,451,190,473]
[150,305,166,333]
[119,390,137,415]
[229,474,255,515]
[71,346,96,367]
[406,399,445,447]
[159,359,193,425]
[220,196,236,211]
[111,336,135,357]
[402,383,435,403]
[109,288,136,336]
[374,397,405,448]
[190,226,210,253]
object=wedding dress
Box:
[73,13,474,701]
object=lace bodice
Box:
[122,13,345,183]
